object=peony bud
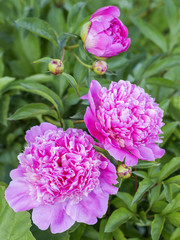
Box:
[92,60,107,75]
[80,22,91,43]
[117,163,132,179]
[48,59,64,75]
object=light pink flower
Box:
[82,80,165,166]
[82,6,130,58]
[5,123,117,233]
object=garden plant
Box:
[0,0,180,240]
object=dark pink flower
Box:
[5,123,117,233]
[81,6,130,58]
[82,80,165,166]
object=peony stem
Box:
[61,48,65,62]
[65,44,79,50]
[73,120,85,124]
[70,51,93,69]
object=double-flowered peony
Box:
[82,80,165,166]
[5,123,117,233]
[81,6,130,58]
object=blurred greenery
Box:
[0,0,180,239]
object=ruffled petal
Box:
[5,179,39,212]
[88,80,102,114]
[84,107,104,142]
[66,188,109,224]
[146,143,165,159]
[25,123,57,144]
[125,152,138,166]
[104,140,126,161]
[50,203,75,234]
[10,165,25,180]
[99,160,118,194]
[90,6,120,21]
[32,205,52,230]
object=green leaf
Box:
[158,157,180,182]
[134,54,163,83]
[0,185,33,240]
[22,33,41,62]
[99,219,112,240]
[149,184,161,207]
[61,73,79,96]
[116,192,137,213]
[164,175,180,184]
[130,16,167,52]
[67,2,86,33]
[0,51,4,78]
[151,214,165,240]
[19,231,35,240]
[105,207,133,232]
[163,183,172,203]
[144,56,180,78]
[19,82,64,117]
[24,74,53,83]
[170,228,180,240]
[131,178,156,205]
[112,229,126,240]
[133,171,148,179]
[16,17,58,46]
[162,193,180,214]
[0,77,15,92]
[133,160,160,169]
[167,212,180,228]
[169,96,180,121]
[0,95,10,126]
[33,57,52,64]
[151,201,167,213]
[146,77,180,90]
[159,99,170,114]
[161,122,179,146]
[107,56,129,71]
[165,0,178,34]
[9,103,58,120]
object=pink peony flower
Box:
[82,80,165,166]
[81,6,130,58]
[5,123,117,233]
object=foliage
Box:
[0,0,180,239]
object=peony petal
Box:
[147,143,165,159]
[10,165,25,180]
[99,159,118,194]
[137,145,155,160]
[50,203,75,234]
[5,179,39,212]
[88,80,102,114]
[25,123,57,144]
[125,152,138,166]
[90,6,120,21]
[32,205,52,230]
[84,107,104,142]
[85,33,110,57]
[66,188,109,224]
[104,140,126,161]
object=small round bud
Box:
[117,163,132,179]
[80,22,91,43]
[48,59,64,75]
[92,60,107,75]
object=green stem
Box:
[65,44,79,50]
[70,51,92,69]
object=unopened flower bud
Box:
[92,60,107,75]
[80,22,91,43]
[48,59,64,75]
[117,163,132,179]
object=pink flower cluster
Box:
[83,6,130,58]
[82,80,165,166]
[5,123,117,233]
